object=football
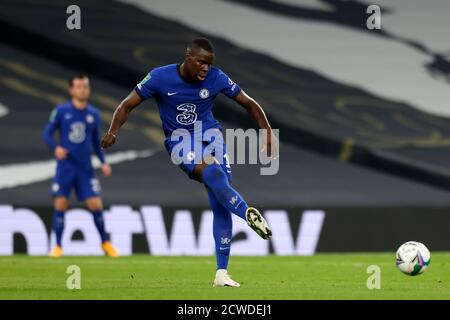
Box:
[396,241,431,276]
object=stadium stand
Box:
[1,0,450,208]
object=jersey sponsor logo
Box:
[176,103,197,125]
[199,88,210,99]
[68,122,86,144]
[86,114,94,124]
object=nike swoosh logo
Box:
[219,247,230,250]
[0,149,157,190]
[167,92,178,96]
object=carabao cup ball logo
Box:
[176,103,197,125]
[199,88,209,99]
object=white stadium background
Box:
[120,0,450,117]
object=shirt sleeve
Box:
[134,69,158,100]
[217,70,241,98]
[42,107,61,151]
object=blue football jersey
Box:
[43,102,105,171]
[134,64,241,137]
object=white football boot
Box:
[245,207,272,240]
[213,269,241,287]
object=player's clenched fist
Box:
[261,130,279,160]
[101,163,112,177]
[101,131,117,149]
[54,146,68,160]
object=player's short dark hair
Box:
[187,37,215,53]
[69,73,89,86]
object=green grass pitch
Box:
[0,254,449,299]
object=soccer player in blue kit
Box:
[44,74,119,258]
[101,38,279,286]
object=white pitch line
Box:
[0,149,157,190]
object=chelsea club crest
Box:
[199,88,210,99]
[86,114,94,123]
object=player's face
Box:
[186,48,215,81]
[70,77,90,103]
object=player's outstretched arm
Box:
[233,90,279,159]
[101,90,143,149]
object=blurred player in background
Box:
[101,38,278,286]
[43,74,118,258]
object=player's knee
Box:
[203,155,219,166]
[86,198,103,212]
[88,204,103,212]
[54,197,68,211]
[55,203,68,211]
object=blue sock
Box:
[208,189,232,270]
[202,164,248,220]
[53,210,64,247]
[91,210,109,243]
